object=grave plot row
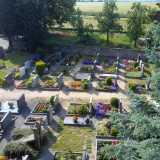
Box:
[83,53,100,65]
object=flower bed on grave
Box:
[24,116,46,125]
[83,55,100,65]
[60,54,79,66]
[67,103,89,116]
[23,55,37,66]
[39,77,59,90]
[0,78,6,87]
[51,68,67,76]
[54,152,82,160]
[102,57,117,74]
[125,59,144,79]
[96,119,119,138]
[31,96,55,114]
[79,66,92,72]
[96,140,119,160]
[96,78,117,92]
[70,80,88,91]
[95,99,119,117]
[129,83,146,93]
[16,75,35,89]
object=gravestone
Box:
[138,53,141,62]
[58,52,62,62]
[33,121,42,150]
[141,63,144,75]
[115,78,117,86]
[47,106,53,125]
[5,73,14,84]
[117,56,119,62]
[43,116,48,130]
[74,54,76,61]
[0,111,12,131]
[17,93,25,111]
[139,60,142,68]
[52,58,56,65]
[53,94,59,111]
[116,67,118,75]
[66,63,69,75]
[57,73,63,88]
[93,60,97,72]
[117,61,119,67]
[82,146,87,160]
[88,76,91,88]
[19,67,26,77]
[32,75,39,87]
[25,61,31,69]
[119,96,122,113]
[96,53,100,61]
[78,51,82,58]
[22,155,29,160]
[91,66,94,78]
[89,96,93,117]
[0,46,4,58]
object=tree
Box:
[127,2,151,48]
[96,0,122,45]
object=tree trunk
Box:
[107,32,109,45]
[134,40,137,48]
[8,34,13,51]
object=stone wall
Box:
[54,44,147,61]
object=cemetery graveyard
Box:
[0,51,154,160]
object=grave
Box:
[19,67,26,77]
[32,75,39,88]
[5,73,14,85]
[25,61,31,69]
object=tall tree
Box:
[96,0,122,45]
[127,2,151,48]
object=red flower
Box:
[75,114,79,117]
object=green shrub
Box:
[42,108,47,113]
[25,67,29,74]
[112,107,118,112]
[134,61,139,68]
[62,68,67,74]
[105,77,112,85]
[71,61,75,66]
[15,72,20,78]
[83,82,88,89]
[36,47,45,59]
[26,81,33,88]
[35,60,45,77]
[136,66,141,71]
[88,68,91,72]
[1,79,6,86]
[76,55,79,61]
[16,68,20,72]
[129,83,137,90]
[110,128,118,136]
[49,96,55,105]
[103,85,111,91]
[110,97,119,108]
[3,142,39,160]
[68,54,74,59]
[77,104,88,114]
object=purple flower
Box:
[140,74,143,77]
[111,86,117,91]
[96,102,105,107]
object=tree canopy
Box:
[96,0,122,45]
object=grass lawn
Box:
[0,51,33,78]
[52,121,94,153]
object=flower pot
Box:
[74,120,77,123]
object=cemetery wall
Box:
[54,44,148,60]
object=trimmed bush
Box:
[76,55,79,61]
[129,83,137,91]
[105,77,112,85]
[83,82,88,89]
[134,61,139,68]
[0,79,6,86]
[136,66,141,71]
[25,67,29,74]
[110,97,119,108]
[15,72,20,78]
[112,107,118,112]
[35,60,45,77]
[71,61,75,66]
[36,47,45,59]
[49,96,55,105]
[110,128,118,136]
[26,81,33,88]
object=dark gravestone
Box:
[138,53,141,62]
[66,63,69,75]
[88,76,91,88]
[0,46,4,58]
[116,67,118,75]
[17,93,25,111]
[91,66,94,78]
[0,111,12,131]
[5,73,14,84]
[58,52,62,62]
[53,94,59,111]
[115,78,117,86]
[119,96,122,113]
[47,106,53,125]
[78,51,82,58]
[43,116,48,130]
[96,53,100,61]
[93,60,97,72]
[57,73,63,88]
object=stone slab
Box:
[99,73,117,79]
[75,73,91,80]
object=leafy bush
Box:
[25,67,29,74]
[71,61,75,66]
[76,55,79,61]
[68,54,74,59]
[134,61,139,68]
[0,79,6,86]
[35,60,45,77]
[83,82,88,89]
[110,97,119,108]
[77,104,88,114]
[15,72,20,78]
[36,47,45,59]
[3,142,39,160]
[136,66,141,71]
[26,81,33,88]
[103,85,111,91]
[49,96,55,105]
[110,128,118,136]
[112,107,118,112]
[105,77,112,85]
[129,83,137,91]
